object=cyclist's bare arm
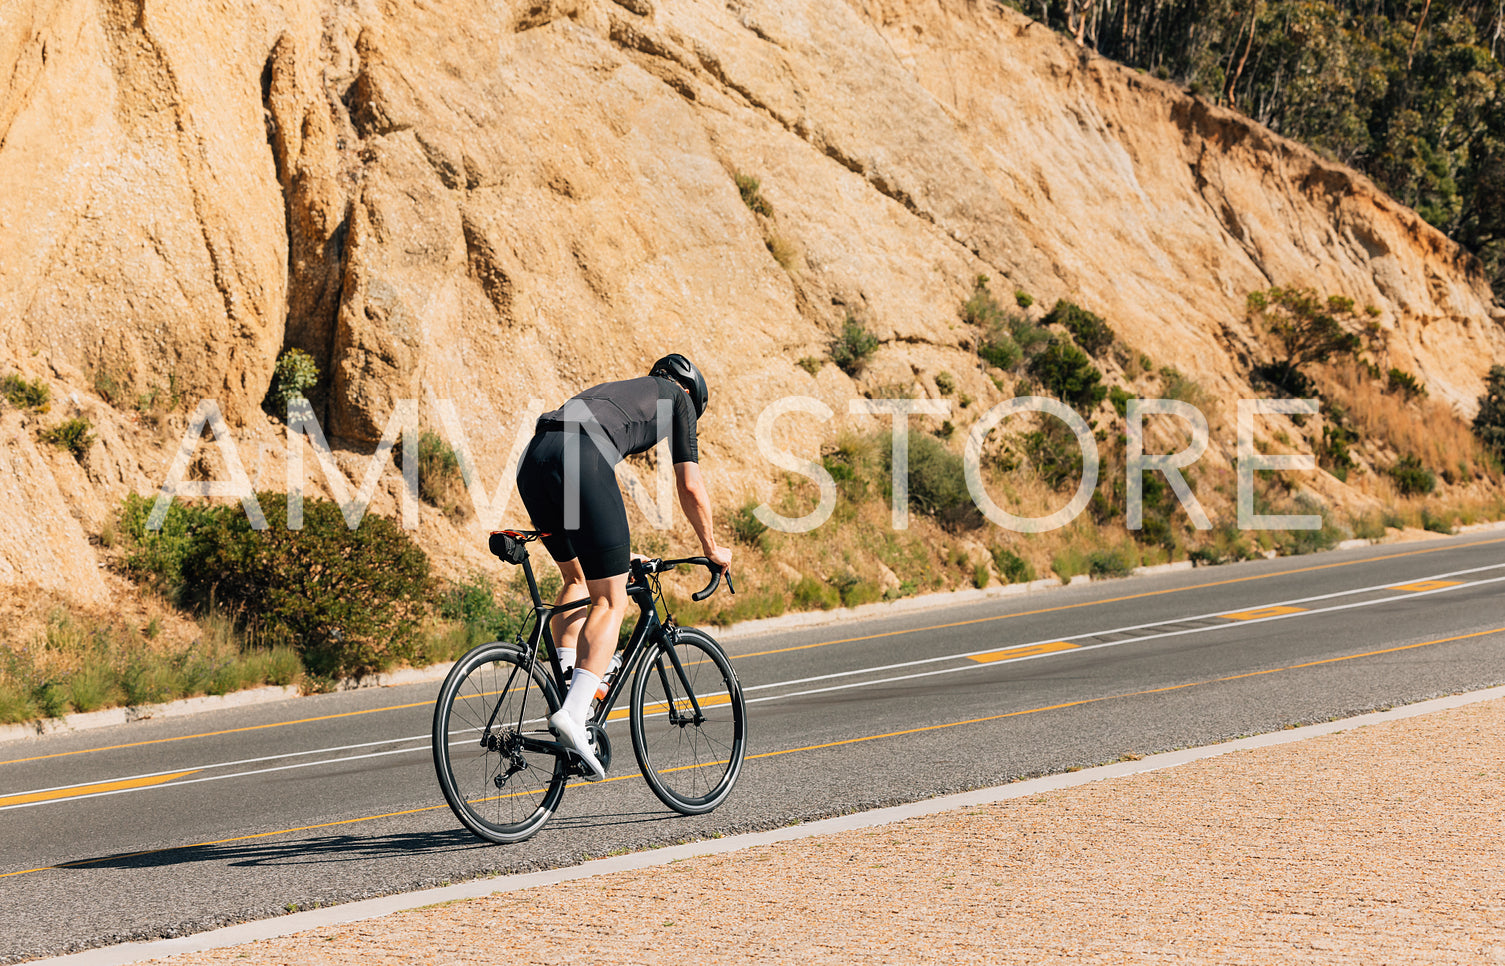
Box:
[675,462,732,572]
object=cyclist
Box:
[515,353,732,780]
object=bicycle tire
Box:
[432,642,567,843]
[629,626,747,815]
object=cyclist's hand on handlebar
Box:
[705,545,733,573]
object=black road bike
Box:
[432,529,747,844]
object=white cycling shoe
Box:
[549,710,606,781]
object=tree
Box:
[1474,364,1505,458]
[1245,287,1365,391]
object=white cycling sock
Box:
[561,669,600,723]
[557,647,576,674]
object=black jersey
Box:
[536,376,699,465]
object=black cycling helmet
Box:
[649,353,708,417]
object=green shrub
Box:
[174,495,434,679]
[961,274,1008,328]
[729,501,770,547]
[414,430,467,519]
[971,562,990,589]
[1318,420,1358,481]
[830,314,880,376]
[990,547,1035,584]
[1474,365,1505,459]
[734,172,773,217]
[270,348,319,413]
[797,356,822,376]
[1088,543,1138,578]
[886,432,975,527]
[1028,339,1106,410]
[40,418,94,460]
[1,374,50,411]
[1387,368,1427,400]
[978,327,1022,371]
[1022,418,1083,490]
[1388,455,1436,496]
[792,576,840,610]
[1109,386,1132,417]
[1271,497,1344,555]
[935,371,956,396]
[1044,299,1114,356]
[1349,513,1386,541]
[1014,290,1034,309]
[1421,505,1456,533]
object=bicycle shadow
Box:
[51,806,689,875]
[52,827,488,874]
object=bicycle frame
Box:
[502,542,696,765]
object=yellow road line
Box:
[1390,580,1463,592]
[729,537,1505,661]
[969,641,1079,663]
[1221,605,1307,621]
[7,624,1500,881]
[0,770,199,808]
[6,536,1502,769]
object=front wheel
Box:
[629,626,747,815]
[432,643,567,843]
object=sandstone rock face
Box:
[0,0,1500,602]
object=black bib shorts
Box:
[515,430,631,580]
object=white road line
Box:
[6,566,1501,810]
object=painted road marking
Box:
[1390,580,1463,592]
[970,641,1079,663]
[1222,605,1307,621]
[6,540,1503,769]
[6,567,1502,813]
[0,770,199,807]
[9,624,1503,882]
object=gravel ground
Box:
[154,698,1505,965]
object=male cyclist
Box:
[515,353,732,780]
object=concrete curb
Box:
[30,683,1505,966]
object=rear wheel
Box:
[432,643,567,843]
[629,627,746,814]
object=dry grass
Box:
[1319,362,1497,486]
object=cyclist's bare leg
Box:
[549,558,589,657]
[573,572,629,679]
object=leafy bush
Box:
[977,327,1022,371]
[1318,405,1358,481]
[961,275,1008,328]
[797,356,822,376]
[1,374,50,411]
[830,314,880,375]
[40,418,94,460]
[1044,299,1114,356]
[792,576,840,610]
[1387,368,1427,400]
[270,348,319,413]
[1022,418,1083,490]
[735,172,773,217]
[1088,544,1138,578]
[990,547,1035,584]
[1028,339,1106,410]
[145,495,435,679]
[1014,290,1034,309]
[1109,386,1132,417]
[729,501,769,547]
[415,430,467,519]
[1474,365,1505,459]
[1388,454,1436,496]
[934,371,956,396]
[886,431,976,527]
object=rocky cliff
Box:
[2,0,1502,603]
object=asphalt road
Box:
[3,532,1504,962]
